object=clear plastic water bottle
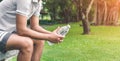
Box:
[47,24,71,46]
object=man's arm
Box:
[30,15,52,34]
[16,14,63,43]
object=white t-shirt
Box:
[0,0,43,32]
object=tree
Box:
[73,0,94,34]
[44,0,95,34]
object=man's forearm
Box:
[17,27,50,40]
[30,15,52,34]
[31,25,52,34]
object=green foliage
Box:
[42,0,78,23]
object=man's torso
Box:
[0,0,42,32]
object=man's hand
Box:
[48,27,64,43]
[48,33,64,43]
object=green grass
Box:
[12,23,120,61]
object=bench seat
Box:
[0,50,19,61]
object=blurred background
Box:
[1,0,120,61]
[40,0,120,34]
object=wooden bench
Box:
[0,50,19,61]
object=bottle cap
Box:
[67,24,71,28]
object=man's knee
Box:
[20,37,33,53]
[34,40,45,46]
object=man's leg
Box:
[6,34,34,61]
[31,40,45,61]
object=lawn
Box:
[12,23,120,61]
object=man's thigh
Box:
[6,34,33,51]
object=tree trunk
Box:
[73,0,94,34]
[81,13,90,34]
[93,0,97,25]
[81,0,94,34]
[103,1,107,25]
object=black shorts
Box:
[0,31,12,53]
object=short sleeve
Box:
[33,1,43,17]
[16,0,31,17]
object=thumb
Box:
[53,26,61,32]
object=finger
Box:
[58,37,63,42]
[59,35,65,38]
[56,26,61,30]
[60,37,64,40]
[57,38,61,41]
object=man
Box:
[0,0,64,61]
